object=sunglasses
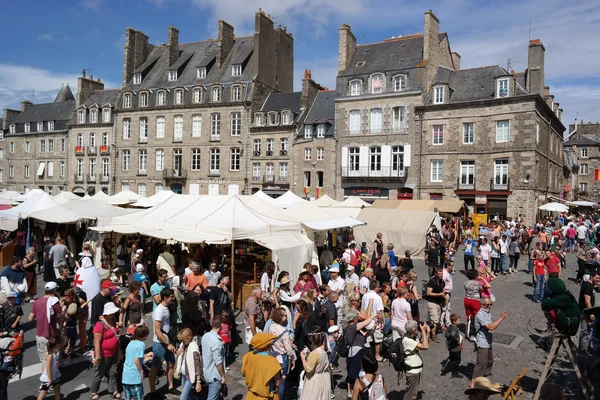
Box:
[482,303,493,307]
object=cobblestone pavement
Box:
[7,251,597,399]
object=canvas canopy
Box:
[0,191,21,201]
[108,190,142,205]
[538,202,569,212]
[334,196,371,208]
[12,189,45,202]
[53,191,81,204]
[131,190,175,208]
[273,190,306,208]
[283,201,365,230]
[371,199,465,213]
[90,191,110,201]
[312,194,340,207]
[0,192,59,231]
[252,190,281,207]
[353,208,437,259]
[29,199,137,225]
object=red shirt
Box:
[293,280,316,295]
[219,321,232,343]
[31,297,62,338]
[545,254,560,274]
[93,321,120,357]
[534,259,546,276]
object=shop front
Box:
[344,187,390,202]
[457,193,509,222]
[262,183,289,198]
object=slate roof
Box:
[127,37,255,91]
[261,92,302,114]
[54,84,75,102]
[564,133,599,147]
[82,89,120,108]
[13,101,76,124]
[298,91,337,138]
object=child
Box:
[122,325,152,400]
[132,264,149,302]
[533,253,547,303]
[1,291,23,334]
[37,336,61,400]
[387,243,397,270]
[219,309,232,371]
[64,303,79,357]
[360,242,369,256]
[327,325,340,368]
[442,314,462,378]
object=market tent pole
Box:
[230,239,235,307]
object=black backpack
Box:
[389,337,418,372]
[337,326,352,358]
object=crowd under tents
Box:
[131,190,176,208]
[108,190,142,205]
[371,199,466,214]
[0,192,59,231]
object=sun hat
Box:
[327,325,340,334]
[280,276,290,285]
[249,333,277,351]
[329,266,339,273]
[102,302,120,316]
[464,377,502,395]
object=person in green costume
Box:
[541,277,580,336]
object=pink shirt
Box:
[442,269,453,294]
[93,321,120,357]
[391,298,412,327]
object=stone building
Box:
[1,86,76,193]
[414,39,565,223]
[70,71,119,195]
[0,117,5,188]
[113,10,293,196]
[563,121,600,202]
[334,11,459,201]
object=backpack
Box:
[388,337,418,372]
[337,325,351,358]
[358,374,386,400]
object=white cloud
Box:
[82,0,103,13]
[36,32,72,43]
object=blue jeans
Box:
[528,258,533,273]
[180,375,199,400]
[206,380,222,400]
[534,275,545,301]
[500,254,507,273]
[278,354,289,400]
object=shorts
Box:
[372,328,384,344]
[41,379,61,391]
[152,342,175,368]
[36,336,49,364]
[122,383,144,400]
[427,302,442,324]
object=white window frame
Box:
[317,147,324,160]
[48,139,54,152]
[60,161,66,177]
[580,183,588,192]
[24,142,30,153]
[304,148,311,161]
[48,121,54,131]
[9,124,15,134]
[139,118,148,142]
[156,116,165,139]
[175,89,184,105]
[24,165,30,178]
[40,140,46,153]
[371,73,384,94]
[9,142,14,153]
[155,149,165,172]
[536,122,540,144]
[24,123,30,133]
[138,149,147,174]
[317,124,326,138]
[60,138,66,152]
[350,80,361,96]
[193,88,203,103]
[462,123,475,144]
[392,146,404,172]
[279,162,288,180]
[266,139,274,152]
[197,67,207,79]
[191,149,201,171]
[121,182,130,192]
[76,159,84,178]
[281,111,292,125]
[37,122,44,132]
[430,160,444,182]
[580,163,589,175]
[102,132,109,147]
[209,148,220,174]
[267,112,278,126]
[432,124,444,145]
[232,85,242,101]
[155,183,164,194]
[157,91,166,106]
[89,158,97,177]
[495,120,510,143]
[392,106,406,132]
[304,125,313,139]
[138,183,146,197]
[254,139,261,153]
[9,166,14,178]
[252,163,261,179]
[192,114,202,138]
[89,108,98,123]
[102,108,111,123]
[254,113,264,127]
[211,86,221,102]
[370,108,382,134]
[433,86,444,104]
[230,148,241,171]
[497,78,509,98]
[494,159,509,185]
[174,115,183,142]
[265,163,274,181]
[393,75,407,92]
[123,93,132,108]
[211,113,221,139]
[581,147,588,158]
[349,110,361,134]
[122,150,130,171]
[369,146,381,172]
[77,134,83,147]
[122,119,131,140]
[231,112,241,136]
[460,160,475,184]
[232,64,242,76]
[78,110,86,124]
[168,70,178,81]
[102,158,109,177]
[140,92,148,107]
[133,73,142,84]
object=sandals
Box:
[90,394,100,400]
[111,393,121,399]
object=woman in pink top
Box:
[91,302,121,400]
[477,266,495,300]
[390,287,412,340]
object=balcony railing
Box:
[100,145,110,155]
[279,175,288,182]
[87,174,96,183]
[100,175,109,183]
[75,146,84,155]
[163,169,187,179]
[87,146,97,155]
[490,177,510,191]
[74,174,84,183]
[341,166,407,178]
[264,175,274,183]
[252,175,261,181]
[456,177,475,190]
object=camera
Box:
[418,321,434,329]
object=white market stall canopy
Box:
[568,200,596,207]
[29,199,137,225]
[108,190,142,205]
[334,196,371,208]
[89,191,110,201]
[12,188,45,202]
[538,202,569,212]
[273,190,306,209]
[312,194,340,207]
[252,190,281,208]
[131,190,175,208]
[353,208,437,259]
[284,201,365,230]
[0,191,21,201]
[53,191,82,204]
[0,192,59,231]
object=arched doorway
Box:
[72,186,85,196]
[87,187,96,196]
[170,183,183,194]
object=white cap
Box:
[102,302,120,316]
[136,263,145,272]
[44,282,58,291]
[347,265,355,271]
[329,266,339,273]
[327,325,340,334]
[136,249,144,254]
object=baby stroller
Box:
[0,330,24,380]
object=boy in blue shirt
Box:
[122,325,152,400]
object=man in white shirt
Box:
[577,224,589,245]
[359,268,373,295]
[361,280,385,361]
[499,235,509,274]
[345,265,359,287]
[327,266,345,324]
[478,238,492,266]
[441,261,454,328]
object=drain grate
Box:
[493,332,522,349]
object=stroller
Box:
[0,330,24,380]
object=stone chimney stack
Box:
[301,69,324,110]
[216,20,234,70]
[21,100,32,112]
[451,52,461,70]
[122,27,152,86]
[3,109,21,129]
[77,71,105,107]
[527,39,545,97]
[167,25,179,66]
[423,10,440,62]
[338,24,356,73]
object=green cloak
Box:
[541,278,580,336]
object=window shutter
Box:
[359,146,369,169]
[381,145,392,172]
[189,184,200,195]
[47,162,54,177]
[341,147,348,169]
[404,145,412,167]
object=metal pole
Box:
[417,112,424,200]
[230,240,235,307]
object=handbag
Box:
[490,294,496,303]
[174,346,183,379]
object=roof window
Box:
[356,61,365,67]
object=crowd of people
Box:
[0,211,598,400]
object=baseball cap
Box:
[101,280,117,290]
[136,249,144,254]
[136,263,145,272]
[45,282,58,291]
[7,291,18,298]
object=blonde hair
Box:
[386,243,394,250]
[380,253,390,267]
[177,328,194,342]
[407,271,418,282]
[398,287,409,297]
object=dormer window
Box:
[88,108,97,123]
[48,121,54,131]
[123,93,132,108]
[350,80,361,96]
[140,92,148,107]
[231,85,242,102]
[317,124,326,138]
[157,91,166,106]
[102,108,111,123]
[393,75,407,91]
[133,73,142,84]
[78,110,86,124]
[175,89,184,105]
[9,124,15,134]
[37,122,44,132]
[254,113,264,127]
[371,73,384,94]
[281,111,292,125]
[304,125,313,139]
[232,64,242,76]
[211,86,221,102]
[197,67,206,79]
[433,86,445,104]
[497,78,509,98]
[267,112,279,126]
[193,88,203,103]
[168,70,178,81]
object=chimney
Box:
[301,69,324,109]
[451,52,461,70]
[77,72,105,107]
[21,100,33,112]
[338,24,356,73]
[167,25,179,66]
[3,109,21,129]
[122,27,151,86]
[423,10,440,61]
[216,20,234,70]
[527,39,545,96]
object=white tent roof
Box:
[131,190,175,208]
[0,192,59,231]
[312,194,340,207]
[334,196,371,208]
[90,191,110,201]
[240,196,291,220]
[568,200,596,207]
[29,199,137,225]
[272,190,306,209]
[252,190,281,207]
[538,202,569,212]
[284,201,365,230]
[53,191,81,204]
[0,191,21,201]
[12,188,45,202]
[108,190,142,205]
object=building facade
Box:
[415,39,565,222]
[1,86,76,193]
[113,11,293,196]
[564,121,600,202]
[334,11,459,201]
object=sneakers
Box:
[451,371,461,379]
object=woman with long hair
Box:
[23,246,38,302]
[463,269,485,341]
[371,233,383,273]
[375,253,392,285]
[491,237,501,274]
[119,280,143,333]
[299,327,331,400]
[267,307,296,399]
[406,271,421,322]
[391,287,413,340]
[175,328,203,400]
[181,284,209,336]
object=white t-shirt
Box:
[328,277,346,308]
[152,304,171,343]
[391,298,411,326]
[346,273,359,287]
[500,239,508,254]
[361,290,384,316]
[260,272,270,293]
[479,244,492,261]
[577,225,588,239]
[359,276,371,294]
[402,336,423,374]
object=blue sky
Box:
[1,0,599,130]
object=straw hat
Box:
[464,377,502,395]
[280,276,290,285]
[250,333,277,351]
